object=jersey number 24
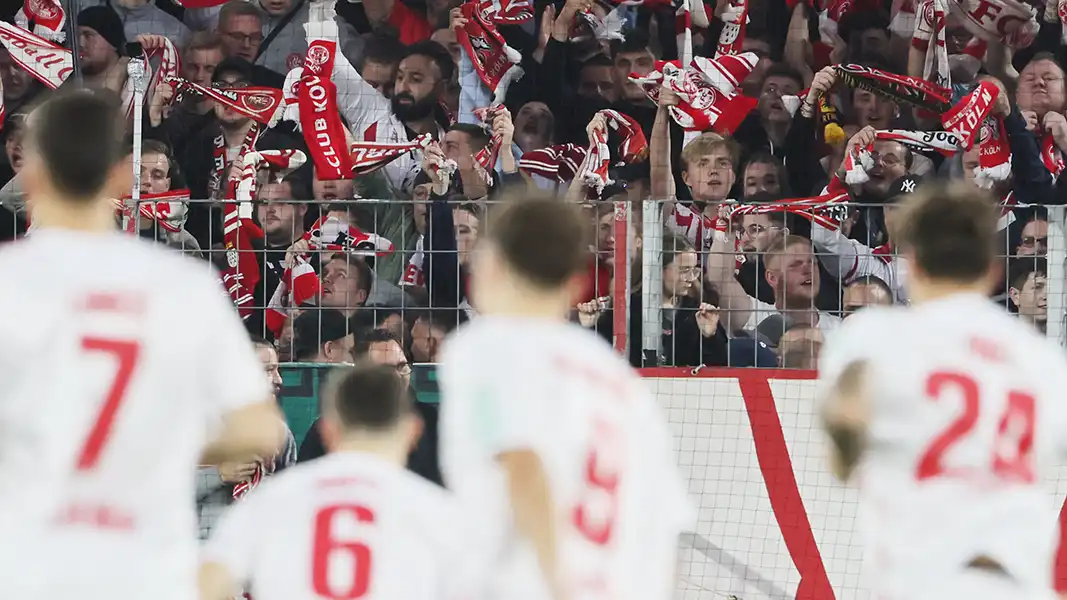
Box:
[917,370,1036,482]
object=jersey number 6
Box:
[312,504,375,600]
[916,371,1036,482]
[76,337,141,471]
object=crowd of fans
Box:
[0,0,1059,373]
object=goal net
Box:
[651,367,1067,600]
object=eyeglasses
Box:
[213,80,250,90]
[222,31,263,46]
[869,152,901,168]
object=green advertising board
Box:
[278,363,440,446]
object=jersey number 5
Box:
[573,418,622,546]
[76,337,141,471]
[312,504,375,600]
[916,371,1036,482]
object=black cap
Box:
[212,57,255,85]
[77,6,127,54]
[887,174,923,202]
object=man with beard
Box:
[331,36,454,193]
[76,7,130,96]
[196,337,297,539]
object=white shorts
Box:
[913,570,1059,600]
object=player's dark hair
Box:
[324,361,412,431]
[402,41,454,83]
[896,182,997,284]
[486,196,589,289]
[353,328,405,359]
[29,89,123,201]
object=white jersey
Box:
[203,452,473,600]
[438,317,693,600]
[0,229,270,600]
[817,292,1067,600]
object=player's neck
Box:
[332,436,409,465]
[909,280,989,305]
[31,197,118,232]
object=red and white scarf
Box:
[472,105,505,186]
[350,134,435,176]
[232,465,263,500]
[118,189,191,234]
[519,144,588,182]
[0,20,71,90]
[572,5,628,42]
[913,0,950,89]
[716,0,749,58]
[168,77,285,126]
[843,129,961,184]
[118,38,182,121]
[456,0,525,104]
[1055,0,1067,44]
[222,150,306,318]
[296,40,353,180]
[1042,131,1065,179]
[630,53,758,133]
[950,0,1038,47]
[576,109,649,195]
[732,191,852,232]
[265,215,396,336]
[940,80,1010,187]
[16,0,65,43]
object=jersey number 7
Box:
[76,337,141,471]
[916,371,1036,482]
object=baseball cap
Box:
[887,174,924,202]
[727,337,779,368]
[292,310,352,359]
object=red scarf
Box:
[16,0,64,43]
[456,0,525,104]
[168,78,284,125]
[716,0,748,58]
[940,80,998,147]
[0,21,71,90]
[222,150,306,319]
[350,134,433,176]
[210,125,260,200]
[519,144,588,182]
[1042,132,1065,178]
[951,0,1038,47]
[473,106,505,186]
[835,63,951,114]
[912,0,950,89]
[118,189,191,234]
[232,465,263,500]
[732,191,851,231]
[577,109,648,195]
[630,54,758,134]
[297,40,353,180]
[843,129,961,185]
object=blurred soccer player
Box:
[818,182,1066,600]
[438,197,693,600]
[0,90,285,600]
[199,362,472,600]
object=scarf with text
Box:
[950,0,1038,47]
[835,63,951,114]
[843,129,962,184]
[223,150,307,318]
[630,53,758,133]
[940,80,1009,187]
[16,0,64,43]
[519,144,588,182]
[350,134,434,177]
[732,191,852,232]
[297,40,353,180]
[0,21,70,91]
[117,189,191,234]
[210,125,260,201]
[913,0,950,89]
[716,0,748,57]
[456,0,525,104]
[168,78,284,126]
[577,109,649,195]
[116,38,183,121]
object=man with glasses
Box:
[298,329,441,485]
[214,2,285,88]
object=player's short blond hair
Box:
[680,133,740,172]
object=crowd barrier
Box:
[277,364,1067,599]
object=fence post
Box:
[1047,206,1065,346]
[124,55,150,234]
[641,199,663,366]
